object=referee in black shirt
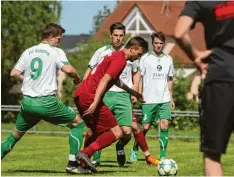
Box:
[174,1,234,176]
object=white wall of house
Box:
[122,6,175,53]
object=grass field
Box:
[1,130,234,176]
[1,121,201,137]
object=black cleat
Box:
[66,161,91,174]
[116,143,126,166]
[76,152,97,173]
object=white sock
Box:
[69,154,76,161]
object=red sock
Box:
[80,161,86,168]
[82,131,116,157]
[84,131,98,149]
[84,131,93,148]
[134,131,148,152]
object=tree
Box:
[1,1,62,105]
[90,5,111,34]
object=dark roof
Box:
[95,1,206,65]
[60,34,90,51]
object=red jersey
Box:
[74,50,126,97]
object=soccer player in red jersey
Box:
[74,36,148,172]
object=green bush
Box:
[171,70,199,130]
[1,112,17,123]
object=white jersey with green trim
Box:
[88,45,140,92]
[14,43,69,97]
[140,51,174,104]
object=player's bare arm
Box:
[174,16,198,61]
[83,67,92,81]
[138,77,143,94]
[83,74,112,116]
[168,76,175,109]
[61,65,80,85]
[131,71,141,103]
[10,68,24,81]
[115,79,143,102]
[174,16,212,76]
[132,71,141,91]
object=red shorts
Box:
[132,113,137,123]
[74,91,118,134]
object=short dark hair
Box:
[151,31,166,43]
[110,22,125,34]
[125,36,148,53]
[42,23,65,40]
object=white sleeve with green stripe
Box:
[56,48,69,69]
[88,48,103,69]
[169,59,174,77]
[132,59,140,72]
[14,50,27,72]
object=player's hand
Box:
[72,78,80,85]
[137,93,145,103]
[131,95,137,104]
[132,85,139,92]
[194,50,212,78]
[171,99,175,110]
[83,102,97,116]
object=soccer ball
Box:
[157,158,178,176]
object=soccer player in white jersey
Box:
[130,31,175,161]
[83,22,158,167]
[1,23,89,174]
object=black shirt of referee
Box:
[180,1,234,82]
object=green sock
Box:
[132,141,139,152]
[1,133,20,159]
[159,128,169,158]
[69,121,84,157]
[93,150,101,162]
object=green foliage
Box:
[173,71,198,111]
[90,5,111,34]
[1,112,17,123]
[171,70,199,130]
[171,116,199,131]
[1,1,62,106]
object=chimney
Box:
[161,0,170,16]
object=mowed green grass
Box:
[1,132,234,176]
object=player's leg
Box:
[76,103,122,173]
[43,96,88,174]
[1,97,41,160]
[131,104,154,161]
[158,102,171,159]
[83,129,101,167]
[66,114,86,173]
[204,153,222,176]
[116,125,131,166]
[86,91,118,166]
[131,114,159,166]
[103,92,132,166]
[77,124,122,173]
[112,92,133,166]
[200,82,234,176]
[1,126,26,159]
[92,150,101,167]
[130,116,139,162]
